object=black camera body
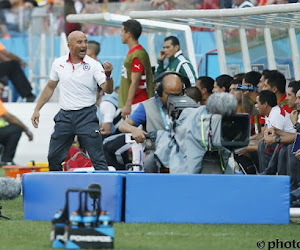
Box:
[220,113,250,151]
[167,95,200,121]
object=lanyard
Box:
[155,95,170,131]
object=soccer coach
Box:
[31,31,113,171]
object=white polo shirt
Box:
[265,105,295,133]
[49,54,106,110]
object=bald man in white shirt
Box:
[31,31,113,171]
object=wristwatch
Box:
[294,122,300,130]
[275,136,281,143]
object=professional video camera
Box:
[236,84,258,92]
[157,93,251,174]
[166,94,250,151]
[167,95,200,121]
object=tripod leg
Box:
[0,214,11,220]
[0,205,11,220]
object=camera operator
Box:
[104,71,184,172]
[155,92,242,174]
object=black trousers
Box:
[0,124,22,162]
[48,105,107,171]
[102,133,130,170]
[287,144,300,192]
[0,60,32,98]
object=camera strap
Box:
[155,96,170,131]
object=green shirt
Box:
[155,50,197,87]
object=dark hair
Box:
[233,73,245,81]
[185,87,202,103]
[258,90,277,107]
[230,78,242,86]
[164,36,180,47]
[262,69,271,77]
[216,74,233,92]
[244,71,262,86]
[288,80,300,96]
[197,76,214,94]
[122,19,142,40]
[87,41,100,56]
[264,70,286,94]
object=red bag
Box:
[63,146,92,171]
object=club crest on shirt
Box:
[83,63,91,71]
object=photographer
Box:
[104,72,184,171]
[155,92,246,174]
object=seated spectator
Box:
[98,87,121,139]
[262,70,293,113]
[185,86,202,104]
[230,77,259,174]
[257,69,271,93]
[195,76,214,105]
[212,74,233,93]
[264,83,300,178]
[242,71,263,133]
[0,80,33,166]
[155,35,197,87]
[256,90,294,174]
[0,42,36,101]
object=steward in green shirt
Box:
[155,36,197,87]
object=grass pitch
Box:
[1,168,300,250]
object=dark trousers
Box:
[0,124,22,162]
[287,144,300,191]
[0,60,32,98]
[259,141,288,175]
[48,105,107,171]
[102,133,130,170]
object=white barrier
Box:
[4,103,60,165]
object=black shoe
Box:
[26,94,36,102]
[291,199,300,208]
[0,161,16,167]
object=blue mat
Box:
[23,172,124,222]
[125,174,290,224]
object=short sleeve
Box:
[100,101,116,123]
[93,61,106,87]
[131,57,144,73]
[49,59,59,81]
[129,103,146,127]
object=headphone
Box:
[154,71,186,97]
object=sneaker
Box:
[26,94,36,102]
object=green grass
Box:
[1,168,300,250]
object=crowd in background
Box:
[0,0,299,38]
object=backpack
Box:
[63,148,92,171]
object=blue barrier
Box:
[23,172,125,222]
[125,174,290,224]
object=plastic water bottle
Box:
[69,211,82,228]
